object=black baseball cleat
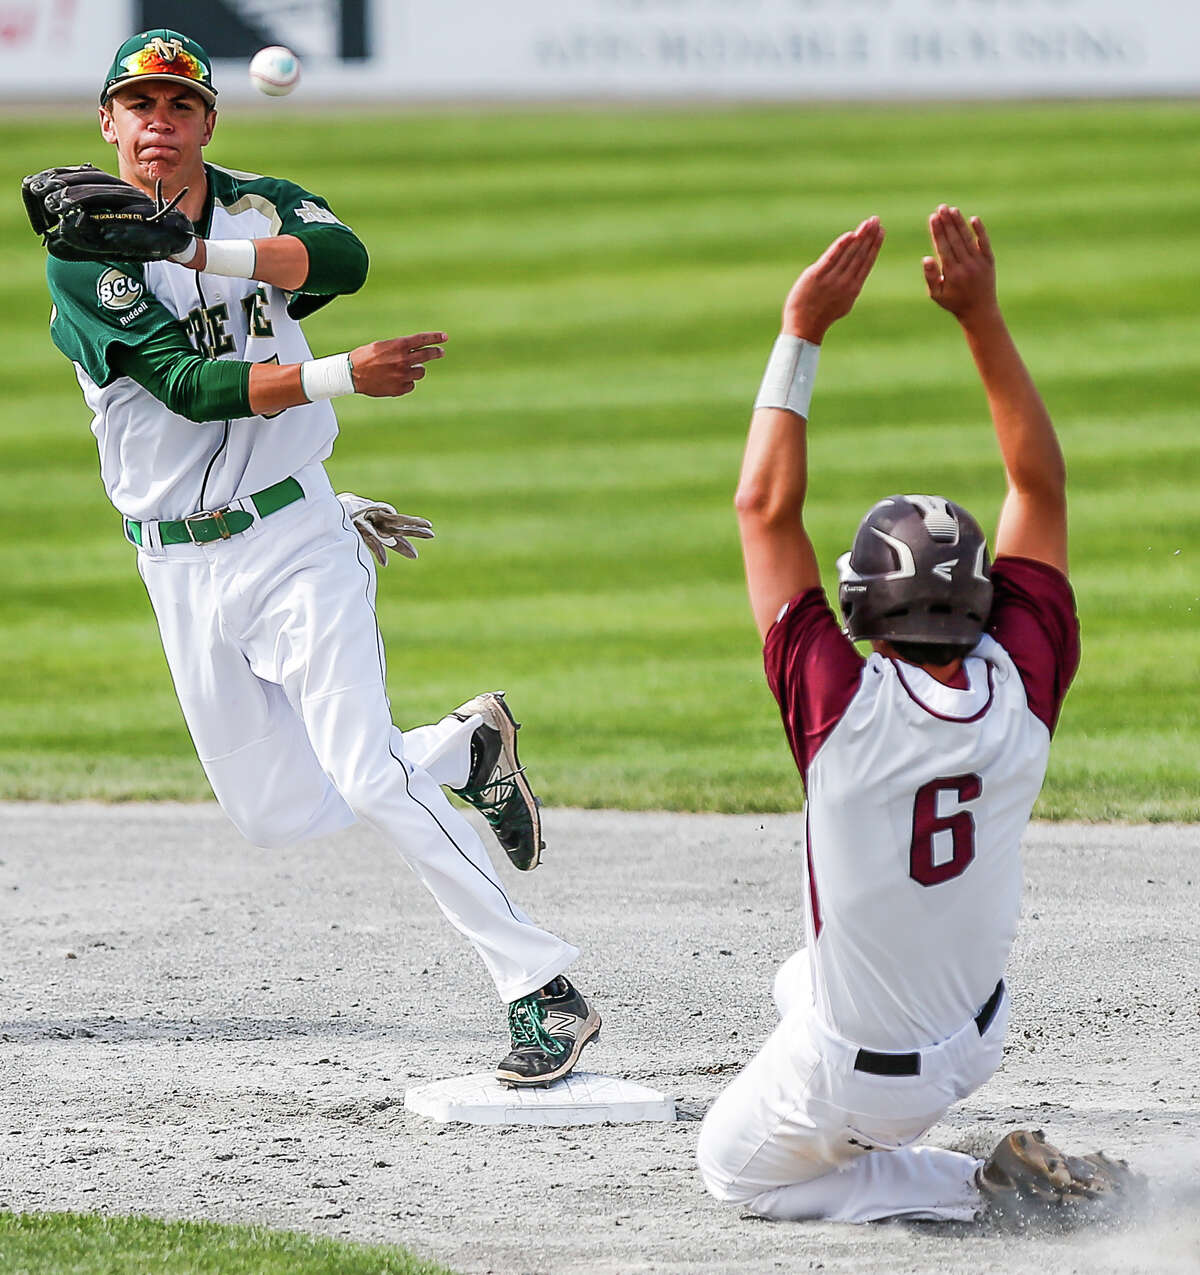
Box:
[496,976,601,1088]
[450,691,543,871]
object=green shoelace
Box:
[459,767,523,828]
[507,992,567,1058]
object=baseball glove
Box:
[977,1129,1146,1228]
[21,165,193,263]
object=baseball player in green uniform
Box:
[30,29,600,1088]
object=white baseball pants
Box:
[133,462,578,1004]
[696,951,1008,1223]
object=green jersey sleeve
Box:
[47,256,252,421]
[281,189,369,320]
[110,326,252,423]
[47,257,181,387]
[205,167,369,322]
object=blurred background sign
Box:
[2,0,1197,101]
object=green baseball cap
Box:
[101,29,217,107]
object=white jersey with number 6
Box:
[764,556,1080,1052]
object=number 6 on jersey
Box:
[909,774,983,886]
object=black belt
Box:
[853,979,1004,1078]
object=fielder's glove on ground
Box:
[21,165,193,263]
[337,492,434,567]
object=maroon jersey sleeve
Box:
[987,556,1080,735]
[763,588,865,779]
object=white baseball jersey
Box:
[764,557,1080,1051]
[46,163,349,521]
[41,161,581,1008]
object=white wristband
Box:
[754,333,820,419]
[300,353,356,402]
[182,239,257,278]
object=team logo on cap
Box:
[97,268,143,311]
[147,37,183,62]
[120,37,206,84]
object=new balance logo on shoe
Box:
[542,1009,585,1039]
[495,976,601,1088]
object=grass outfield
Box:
[0,1212,453,1274]
[0,102,1196,819]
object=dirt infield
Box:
[0,804,1196,1273]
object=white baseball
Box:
[249,46,301,97]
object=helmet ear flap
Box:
[836,551,868,637]
[835,550,855,590]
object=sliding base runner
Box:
[697,207,1142,1224]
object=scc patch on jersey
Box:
[96,267,143,313]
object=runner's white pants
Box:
[696,951,1008,1223]
[133,463,578,1004]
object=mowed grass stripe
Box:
[0,102,1196,817]
[0,1211,454,1275]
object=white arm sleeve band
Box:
[753,333,820,419]
[300,352,356,402]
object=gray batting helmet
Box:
[836,494,993,645]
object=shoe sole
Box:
[479,691,543,871]
[495,1010,602,1089]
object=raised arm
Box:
[924,205,1068,575]
[736,217,885,639]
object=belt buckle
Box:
[184,507,234,543]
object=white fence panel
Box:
[2,0,1196,102]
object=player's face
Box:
[99,83,215,194]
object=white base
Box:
[404,1071,676,1126]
